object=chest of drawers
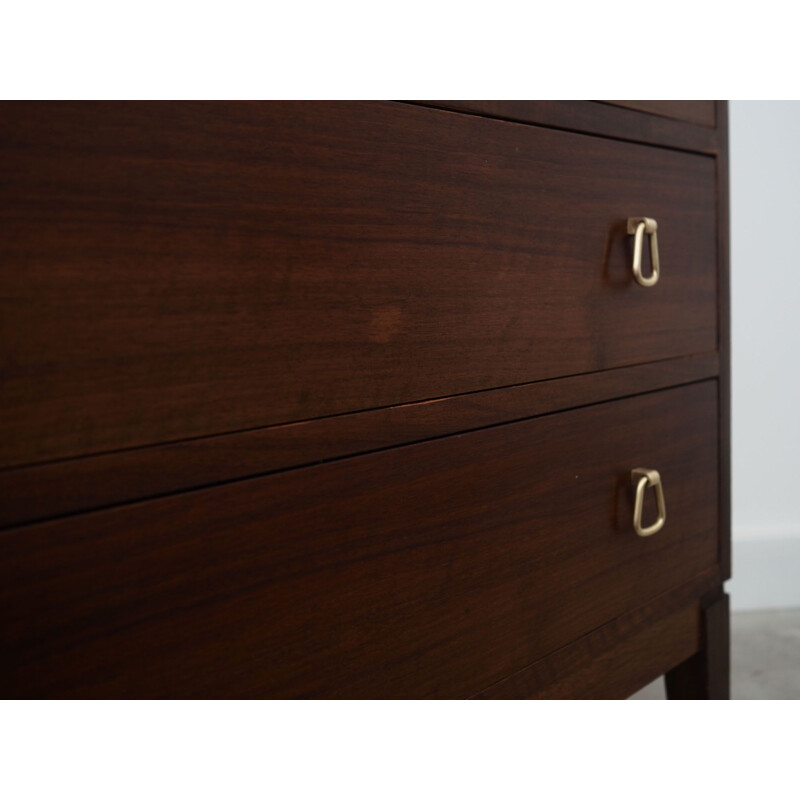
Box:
[0,101,730,698]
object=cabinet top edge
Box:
[407,100,725,156]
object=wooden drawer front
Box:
[0,102,717,468]
[0,382,718,698]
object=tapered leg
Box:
[665,591,730,699]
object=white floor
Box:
[630,608,800,699]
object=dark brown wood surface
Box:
[526,605,701,700]
[0,101,717,469]
[666,590,730,699]
[601,101,716,128]
[411,101,719,153]
[716,101,732,581]
[474,569,719,699]
[0,100,730,701]
[0,353,718,529]
[0,382,719,698]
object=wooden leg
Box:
[665,591,730,699]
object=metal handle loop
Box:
[627,217,660,287]
[631,467,666,537]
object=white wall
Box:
[729,101,800,610]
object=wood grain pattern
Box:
[473,570,718,699]
[0,101,717,469]
[0,353,718,529]
[0,101,730,700]
[601,101,716,128]
[0,382,719,698]
[525,606,700,700]
[411,101,719,153]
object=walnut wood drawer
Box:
[0,381,719,698]
[0,101,717,469]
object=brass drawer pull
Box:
[631,468,666,537]
[627,217,660,287]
